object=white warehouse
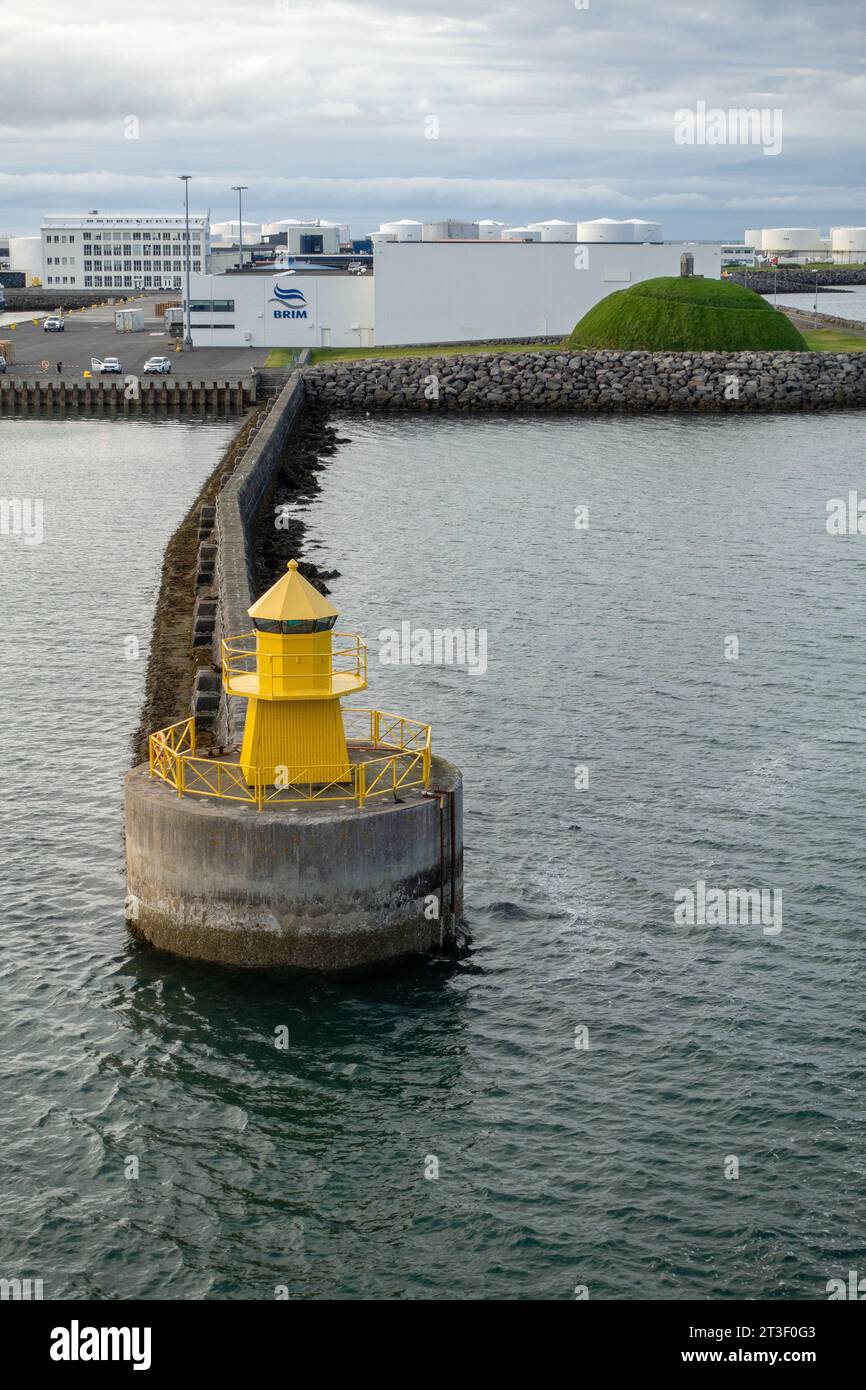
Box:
[186,237,720,350]
[41,212,210,291]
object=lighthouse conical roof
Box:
[248,558,338,622]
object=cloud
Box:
[0,0,863,236]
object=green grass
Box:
[802,328,866,352]
[309,341,559,364]
[263,348,299,367]
[567,276,808,352]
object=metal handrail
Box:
[222,631,367,684]
[146,708,431,811]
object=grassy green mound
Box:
[568,276,807,352]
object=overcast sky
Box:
[2,0,863,238]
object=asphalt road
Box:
[0,296,272,379]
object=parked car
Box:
[98,357,122,374]
[43,316,65,332]
[143,356,172,374]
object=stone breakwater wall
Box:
[728,268,866,293]
[303,349,866,413]
[780,306,866,334]
[214,371,307,746]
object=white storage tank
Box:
[576,218,633,242]
[530,219,577,242]
[625,219,662,243]
[831,226,866,255]
[500,226,542,242]
[371,230,398,245]
[262,219,304,236]
[761,227,821,253]
[421,219,479,240]
[211,220,262,245]
[477,219,506,240]
[379,219,423,242]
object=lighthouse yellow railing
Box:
[147,709,432,810]
[222,632,367,691]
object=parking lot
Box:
[0,297,272,379]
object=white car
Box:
[143,357,172,374]
[99,357,122,374]
[0,356,6,373]
[43,316,65,332]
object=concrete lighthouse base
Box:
[123,756,463,970]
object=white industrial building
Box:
[8,236,43,285]
[40,213,210,290]
[185,235,720,350]
[260,220,344,254]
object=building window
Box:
[83,232,91,241]
[84,260,92,271]
[188,299,236,313]
[123,276,132,287]
[123,260,131,271]
[84,275,93,287]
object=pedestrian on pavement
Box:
[56,361,63,375]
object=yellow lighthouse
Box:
[223,559,367,789]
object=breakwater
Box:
[213,373,307,746]
[125,369,464,971]
[779,305,866,334]
[0,376,255,414]
[728,267,866,293]
[2,288,142,311]
[303,349,866,412]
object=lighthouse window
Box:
[253,616,337,634]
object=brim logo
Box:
[269,283,308,308]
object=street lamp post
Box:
[179,174,193,349]
[232,185,249,269]
[813,269,819,329]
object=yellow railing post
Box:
[176,752,184,798]
[357,763,366,810]
[373,709,380,747]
